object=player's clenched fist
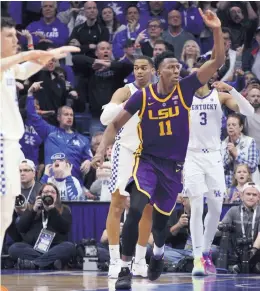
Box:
[91,151,105,169]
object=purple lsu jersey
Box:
[137,83,189,161]
[125,73,203,162]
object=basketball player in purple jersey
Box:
[92,9,225,290]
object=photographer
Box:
[218,182,260,273]
[8,183,75,270]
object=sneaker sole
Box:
[132,273,148,278]
[205,270,217,275]
[192,270,207,276]
[108,274,119,279]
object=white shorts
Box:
[183,150,226,199]
[1,141,24,198]
[108,142,134,197]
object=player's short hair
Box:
[1,17,16,30]
[154,51,176,70]
[134,56,154,67]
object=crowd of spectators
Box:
[1,0,260,272]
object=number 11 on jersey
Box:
[159,120,173,136]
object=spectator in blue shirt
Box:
[178,2,204,37]
[22,1,69,47]
[26,83,92,185]
[112,5,144,59]
[138,1,169,30]
[19,97,44,166]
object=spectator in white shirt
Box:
[41,153,82,201]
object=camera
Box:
[15,194,26,208]
[218,223,235,232]
[237,237,253,247]
[81,239,99,271]
[216,223,235,273]
[37,195,54,210]
[41,195,54,206]
[236,237,253,274]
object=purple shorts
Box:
[132,155,183,215]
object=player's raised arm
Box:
[196,9,225,85]
[212,81,254,116]
[100,87,131,126]
[92,90,143,168]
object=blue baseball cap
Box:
[51,153,66,161]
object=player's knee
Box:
[207,196,223,213]
[127,207,143,225]
[110,191,126,216]
[152,210,169,232]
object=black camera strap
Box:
[240,207,257,239]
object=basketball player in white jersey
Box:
[183,59,254,276]
[99,56,155,278]
[0,17,79,253]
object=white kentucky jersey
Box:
[0,69,24,140]
[115,82,141,152]
[188,89,222,152]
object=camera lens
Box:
[42,195,54,206]
[15,194,26,207]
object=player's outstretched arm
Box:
[212,81,254,116]
[100,87,131,126]
[92,109,133,168]
[0,50,45,77]
[196,9,225,85]
[14,46,80,80]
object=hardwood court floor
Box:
[1,270,260,291]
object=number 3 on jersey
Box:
[200,112,207,125]
[159,120,172,136]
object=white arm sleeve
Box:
[229,87,254,117]
[14,62,43,80]
[100,103,124,125]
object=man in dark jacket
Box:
[69,1,109,57]
[73,41,133,136]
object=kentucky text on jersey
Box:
[191,104,217,111]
